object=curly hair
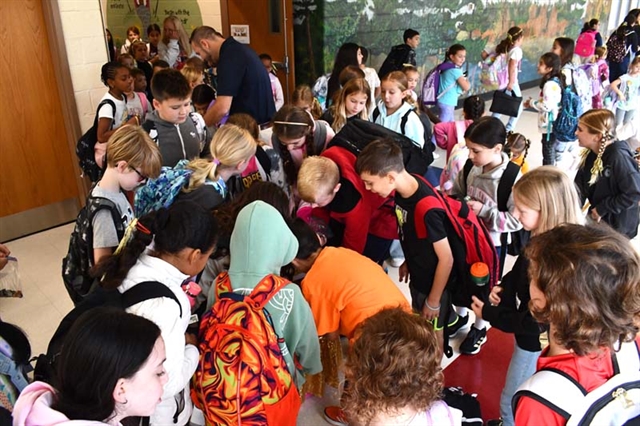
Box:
[526,224,640,357]
[342,308,444,424]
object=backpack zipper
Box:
[579,380,640,425]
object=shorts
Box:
[409,286,454,331]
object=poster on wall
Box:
[103,0,203,51]
[230,25,251,44]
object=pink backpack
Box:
[575,30,597,57]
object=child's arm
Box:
[93,247,113,265]
[456,74,470,92]
[530,80,561,112]
[610,77,625,102]
[476,188,523,234]
[422,237,454,320]
[284,286,323,377]
[507,58,518,91]
[591,153,640,220]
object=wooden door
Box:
[222,0,295,102]
[0,0,81,241]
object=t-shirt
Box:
[616,73,640,110]
[362,66,380,109]
[508,46,523,85]
[125,92,148,119]
[395,177,449,294]
[91,185,133,249]
[216,37,276,124]
[438,67,464,107]
[97,92,127,128]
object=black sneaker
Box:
[446,314,469,338]
[459,326,487,355]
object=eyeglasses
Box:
[132,167,147,182]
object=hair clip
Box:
[273,121,309,126]
[136,221,152,235]
[213,158,220,165]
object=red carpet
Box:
[444,328,515,421]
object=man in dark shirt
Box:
[190,26,275,127]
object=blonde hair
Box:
[162,15,191,56]
[331,78,370,132]
[297,156,340,202]
[292,85,323,119]
[181,66,203,87]
[184,124,256,192]
[106,125,162,179]
[381,71,415,107]
[578,109,616,185]
[513,166,584,235]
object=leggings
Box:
[542,133,556,166]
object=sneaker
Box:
[386,257,405,268]
[486,419,504,426]
[446,314,469,338]
[323,406,348,425]
[459,326,487,355]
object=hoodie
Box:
[215,201,322,387]
[12,382,115,426]
[142,110,211,167]
[372,101,425,148]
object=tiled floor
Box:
[2,87,638,425]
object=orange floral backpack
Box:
[191,272,301,425]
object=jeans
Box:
[492,85,522,132]
[615,108,637,127]
[437,102,455,123]
[500,343,541,426]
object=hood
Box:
[12,382,109,426]
[228,201,298,289]
[144,109,179,129]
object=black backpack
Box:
[378,44,413,78]
[61,195,125,305]
[34,282,182,386]
[330,117,433,176]
[372,107,435,164]
[76,99,115,182]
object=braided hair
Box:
[462,95,485,121]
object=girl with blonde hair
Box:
[159,15,192,69]
[574,109,640,238]
[327,78,370,132]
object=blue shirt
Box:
[438,66,464,107]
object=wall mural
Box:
[103,0,203,52]
[293,0,611,94]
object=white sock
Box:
[474,318,488,330]
[455,306,468,317]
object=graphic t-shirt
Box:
[617,73,640,110]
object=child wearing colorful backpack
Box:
[62,125,162,305]
[592,46,609,109]
[609,55,640,127]
[575,19,603,62]
[451,117,523,356]
[437,44,471,122]
[489,27,525,131]
[524,53,563,166]
[470,166,584,426]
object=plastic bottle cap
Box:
[470,262,490,278]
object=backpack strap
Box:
[246,274,290,310]
[255,145,272,177]
[95,99,117,130]
[138,92,149,116]
[0,351,29,393]
[462,159,473,194]
[372,107,380,123]
[399,108,417,137]
[121,281,183,317]
[497,161,520,212]
[86,195,126,253]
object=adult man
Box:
[190,26,276,127]
[378,28,421,78]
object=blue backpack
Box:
[552,77,583,142]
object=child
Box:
[552,37,575,87]
[130,67,147,95]
[147,23,161,63]
[592,46,609,109]
[117,53,135,70]
[181,65,205,89]
[574,109,640,239]
[297,153,397,264]
[504,132,531,174]
[372,71,425,147]
[359,46,380,110]
[142,69,211,167]
[437,44,471,122]
[523,52,563,166]
[120,25,140,55]
[341,308,462,425]
[260,53,285,110]
[513,224,640,425]
[402,65,420,102]
[609,56,640,127]
[192,83,216,117]
[378,28,420,78]
[470,166,584,426]
[122,68,150,121]
[451,116,523,355]
[131,40,153,93]
[490,27,525,131]
[326,78,370,132]
[152,59,170,76]
[292,84,323,119]
[88,125,161,266]
[158,15,192,69]
[355,139,459,359]
[93,201,218,425]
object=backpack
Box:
[421,62,456,106]
[575,30,597,58]
[61,195,125,305]
[76,99,115,182]
[572,65,594,115]
[372,107,435,161]
[191,273,300,426]
[552,77,583,142]
[378,44,413,78]
[442,387,483,426]
[329,117,433,176]
[134,159,227,217]
[512,340,640,426]
[480,52,509,91]
[0,321,32,412]
[33,282,182,386]
[607,31,632,63]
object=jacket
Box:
[142,110,211,167]
[575,140,640,239]
[12,382,114,426]
[214,201,322,388]
[118,254,197,426]
[452,152,522,246]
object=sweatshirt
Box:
[213,201,322,387]
[12,382,117,426]
[371,101,425,148]
[142,110,211,167]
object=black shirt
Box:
[217,38,276,125]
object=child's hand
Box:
[618,93,626,102]
[467,200,483,216]
[590,207,602,223]
[489,285,503,306]
[421,298,440,321]
[398,261,409,283]
[470,296,484,320]
[523,98,531,108]
[185,332,198,346]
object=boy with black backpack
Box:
[62,125,162,305]
[356,138,499,359]
[378,29,420,78]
